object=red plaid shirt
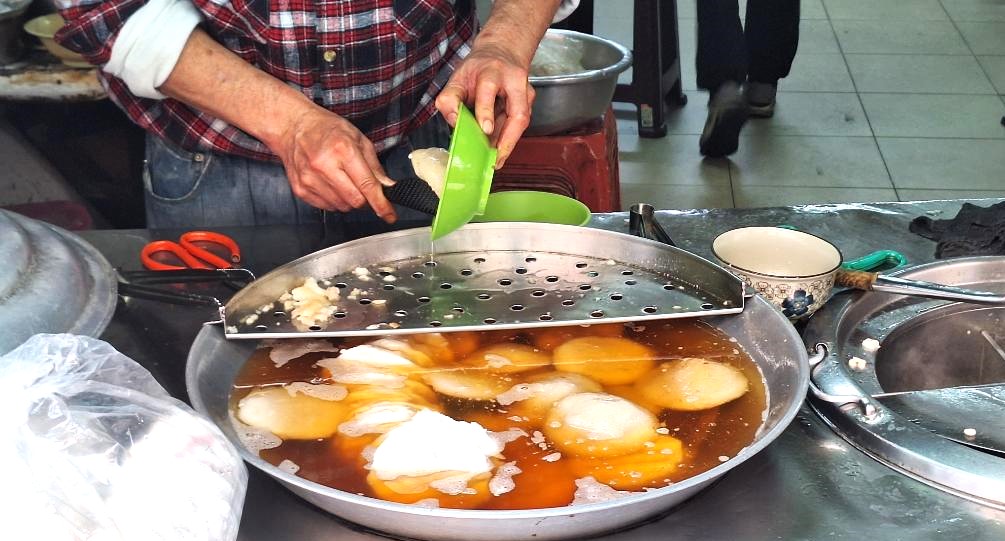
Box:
[56,0,476,161]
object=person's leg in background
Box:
[696,0,750,158]
[696,0,746,93]
[744,0,800,117]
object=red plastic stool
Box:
[494,106,621,212]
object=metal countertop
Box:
[83,199,1005,541]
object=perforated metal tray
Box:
[221,223,745,338]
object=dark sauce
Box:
[229,320,766,510]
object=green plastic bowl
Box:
[473,190,591,226]
[430,105,497,241]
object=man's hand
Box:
[275,109,396,221]
[436,0,562,168]
[436,42,534,168]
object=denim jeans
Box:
[142,116,451,229]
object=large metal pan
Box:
[186,292,810,540]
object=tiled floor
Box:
[593,0,1005,209]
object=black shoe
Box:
[699,81,748,158]
[745,81,777,118]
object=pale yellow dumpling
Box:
[454,408,534,432]
[367,471,494,508]
[553,336,656,385]
[443,331,482,357]
[408,147,449,198]
[237,386,347,440]
[635,357,749,411]
[497,372,603,424]
[530,323,624,351]
[543,392,658,458]
[368,338,436,368]
[410,333,457,364]
[335,400,435,464]
[606,384,664,415]
[338,401,427,438]
[341,379,439,412]
[366,409,502,508]
[315,344,422,388]
[367,334,456,369]
[567,435,684,490]
[462,343,552,373]
[423,369,516,401]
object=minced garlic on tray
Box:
[279,278,341,328]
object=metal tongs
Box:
[834,269,1005,305]
[629,204,676,246]
[118,269,255,307]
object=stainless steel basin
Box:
[527,29,632,135]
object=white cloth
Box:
[104,0,203,100]
[487,0,580,23]
[552,0,581,23]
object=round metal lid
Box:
[804,256,1005,509]
[0,210,117,354]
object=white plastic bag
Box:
[0,334,247,541]
[530,36,587,77]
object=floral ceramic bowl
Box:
[712,227,843,320]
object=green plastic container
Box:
[473,190,591,226]
[430,105,497,241]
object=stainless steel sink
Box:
[875,305,1005,392]
[804,256,1005,509]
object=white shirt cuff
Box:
[104,0,203,100]
[552,0,581,23]
[487,0,580,23]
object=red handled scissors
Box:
[140,231,241,271]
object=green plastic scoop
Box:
[430,104,498,241]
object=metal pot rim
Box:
[528,29,633,86]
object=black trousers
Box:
[696,0,801,91]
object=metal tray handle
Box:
[835,270,1005,305]
[806,342,877,419]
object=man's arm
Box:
[60,0,397,221]
[157,29,396,221]
[435,0,563,168]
